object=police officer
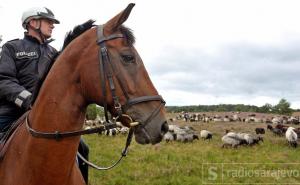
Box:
[0,7,89,184]
[0,7,59,131]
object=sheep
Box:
[222,135,242,148]
[163,124,180,142]
[192,134,199,140]
[221,132,247,148]
[275,124,288,133]
[84,126,91,130]
[272,117,282,124]
[204,117,210,123]
[227,131,240,138]
[98,128,118,136]
[267,125,284,136]
[184,133,199,142]
[285,127,298,148]
[174,132,199,143]
[236,133,247,140]
[243,133,263,146]
[294,128,300,138]
[180,126,196,133]
[288,117,299,125]
[175,133,186,142]
[200,130,212,140]
[165,124,199,143]
[119,127,129,135]
[272,128,284,136]
[255,128,265,134]
[168,124,181,133]
[163,131,176,142]
[252,136,264,145]
[104,128,118,136]
[267,124,273,130]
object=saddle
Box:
[0,111,29,160]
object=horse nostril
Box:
[161,121,169,134]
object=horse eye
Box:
[121,55,135,63]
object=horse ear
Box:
[105,3,135,32]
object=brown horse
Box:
[0,4,168,185]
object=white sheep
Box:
[236,133,263,146]
[163,131,176,142]
[222,135,240,148]
[286,127,298,148]
[184,133,199,142]
[236,133,247,140]
[243,133,261,145]
[175,133,198,143]
[168,124,179,132]
[175,133,186,142]
[119,127,129,135]
[200,130,212,140]
[222,132,247,148]
[226,132,239,138]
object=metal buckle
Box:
[116,114,139,127]
[100,47,108,55]
[54,131,62,141]
[114,102,122,110]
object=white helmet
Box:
[21,7,60,29]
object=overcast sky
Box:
[1,0,300,108]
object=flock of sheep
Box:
[178,112,300,125]
[84,113,299,148]
[161,111,300,148]
[162,123,299,148]
[84,118,129,136]
[162,125,263,146]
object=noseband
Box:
[25,25,166,170]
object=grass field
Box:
[84,114,300,185]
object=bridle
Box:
[25,25,166,170]
[96,24,165,134]
[96,25,165,125]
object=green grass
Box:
[83,121,300,185]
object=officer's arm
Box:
[0,43,32,110]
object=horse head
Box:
[71,4,168,144]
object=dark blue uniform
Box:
[0,34,57,131]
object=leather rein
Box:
[25,25,165,170]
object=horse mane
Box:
[62,19,96,49]
[31,20,96,104]
[119,25,135,46]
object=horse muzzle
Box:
[134,119,168,145]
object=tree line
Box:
[85,98,297,120]
[166,98,297,115]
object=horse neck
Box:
[11,52,89,183]
[30,53,87,132]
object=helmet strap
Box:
[27,20,46,43]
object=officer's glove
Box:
[21,95,32,111]
[14,90,32,111]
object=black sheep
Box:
[255,128,265,134]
